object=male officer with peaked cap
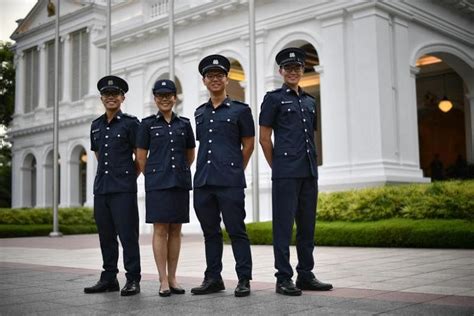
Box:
[259,47,332,296]
[84,75,141,296]
[191,54,254,297]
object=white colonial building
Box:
[8,0,474,233]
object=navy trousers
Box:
[194,185,252,281]
[272,178,317,282]
[94,192,141,282]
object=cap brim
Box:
[202,65,228,75]
[100,87,122,93]
[153,88,176,94]
[280,60,304,67]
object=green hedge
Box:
[239,219,474,249]
[318,180,474,221]
[0,207,94,225]
[0,224,97,238]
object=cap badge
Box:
[108,80,114,85]
[213,59,219,65]
[289,52,295,58]
[161,82,166,86]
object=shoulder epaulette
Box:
[303,91,315,99]
[122,113,138,119]
[267,88,283,94]
[142,114,156,121]
[178,116,190,122]
[232,100,249,107]
[92,116,102,123]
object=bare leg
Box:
[167,223,182,288]
[153,223,170,291]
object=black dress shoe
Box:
[170,285,185,294]
[191,278,225,295]
[84,279,119,294]
[120,280,140,296]
[296,277,333,291]
[234,279,250,297]
[276,279,302,296]
[159,286,171,297]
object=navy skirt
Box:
[145,188,190,223]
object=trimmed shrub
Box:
[318,180,474,221]
[0,207,95,225]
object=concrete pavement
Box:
[1,234,473,315]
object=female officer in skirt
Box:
[136,79,195,297]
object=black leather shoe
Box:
[159,286,171,297]
[120,280,140,296]
[191,278,225,295]
[84,279,119,294]
[170,285,185,294]
[296,277,333,291]
[276,279,302,296]
[234,279,250,297]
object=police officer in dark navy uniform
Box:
[259,48,332,296]
[84,75,141,296]
[190,54,254,297]
[136,79,195,297]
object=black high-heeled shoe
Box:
[170,285,185,294]
[159,286,171,297]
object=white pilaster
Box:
[14,52,25,115]
[37,43,48,109]
[318,12,350,169]
[88,26,101,96]
[84,150,96,208]
[61,34,72,103]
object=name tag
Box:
[150,126,163,130]
[91,128,100,134]
[281,100,293,104]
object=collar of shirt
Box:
[282,83,303,96]
[156,111,178,123]
[101,110,123,124]
[205,97,232,110]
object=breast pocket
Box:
[91,130,102,148]
[195,115,204,140]
[281,103,299,124]
[216,116,238,138]
[150,129,166,144]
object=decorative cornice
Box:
[8,115,97,138]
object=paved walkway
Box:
[1,234,473,315]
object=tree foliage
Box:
[0,41,15,127]
[0,41,14,207]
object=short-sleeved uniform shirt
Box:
[136,112,195,191]
[259,84,318,179]
[194,97,255,188]
[90,110,139,194]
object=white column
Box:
[35,153,47,207]
[318,13,350,169]
[88,27,101,97]
[59,144,68,207]
[408,65,422,168]
[14,52,25,115]
[37,44,48,109]
[61,34,72,103]
[10,151,21,208]
[43,157,53,207]
[84,150,96,208]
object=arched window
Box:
[22,154,36,207]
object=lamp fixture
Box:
[438,73,453,113]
